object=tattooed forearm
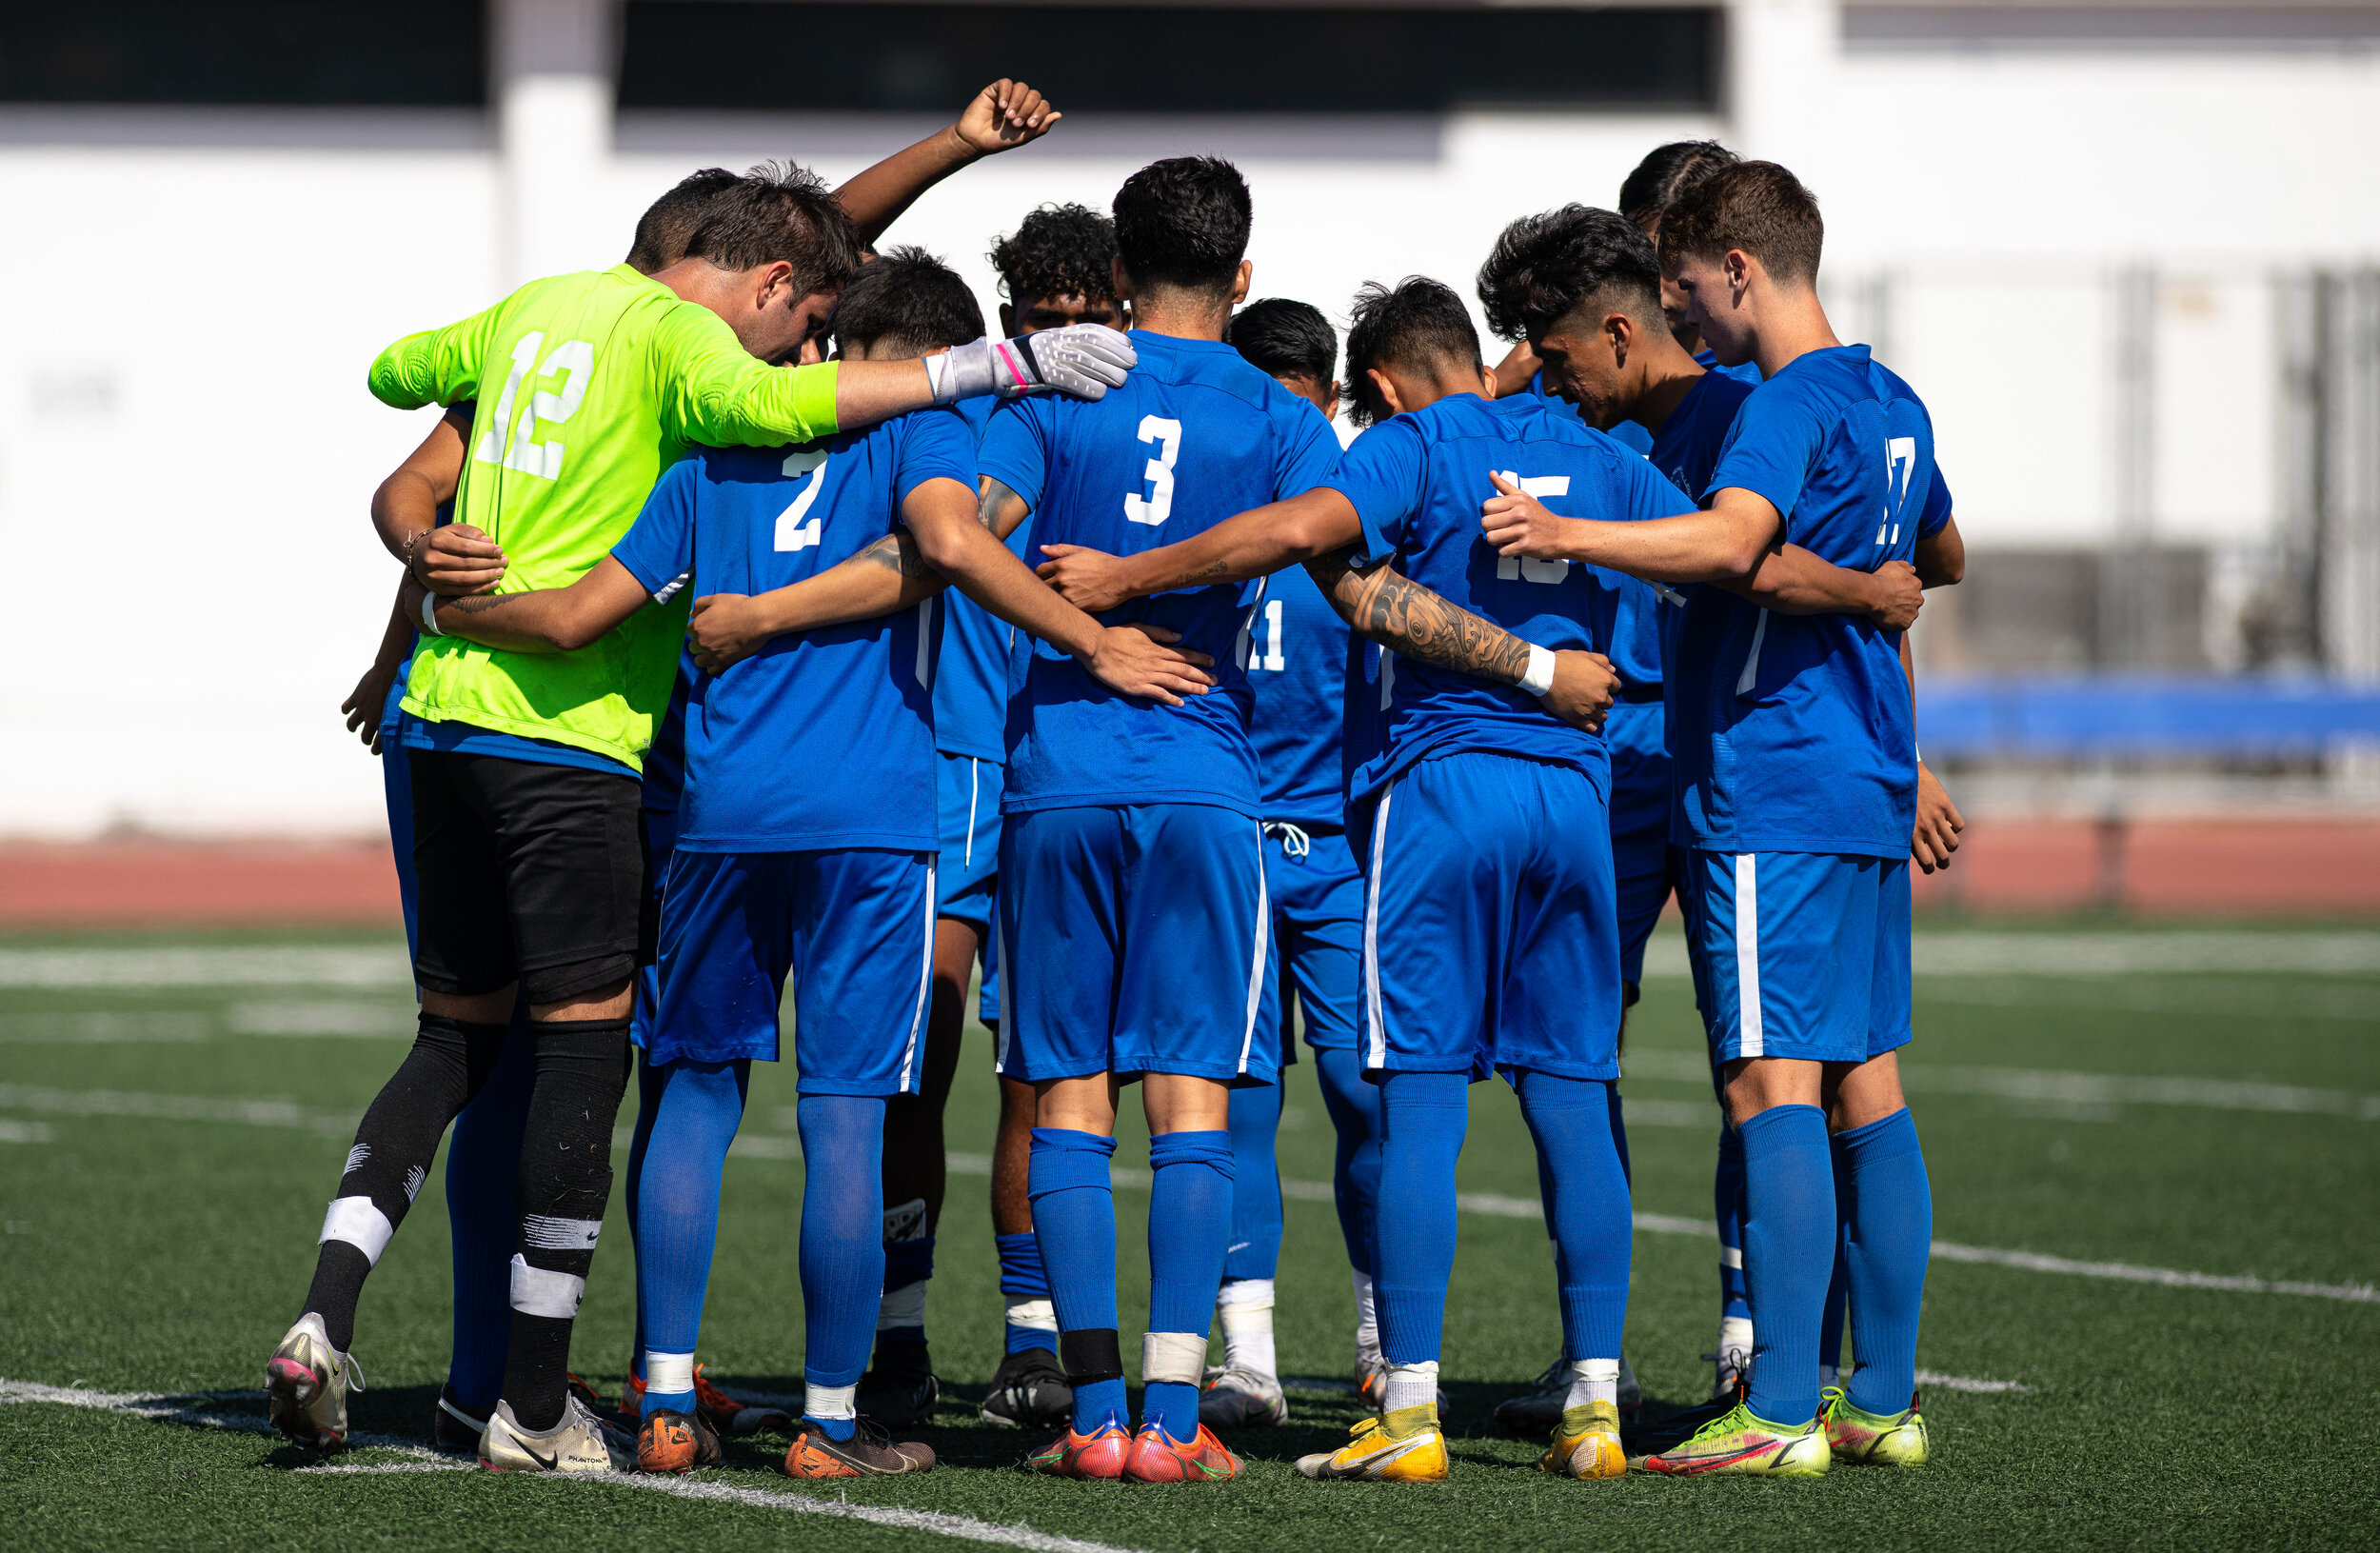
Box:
[1301,554,1532,685]
[854,530,933,579]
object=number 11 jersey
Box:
[978,329,1342,819]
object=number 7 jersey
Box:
[977,330,1342,818]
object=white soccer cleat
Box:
[1199,1364,1289,1427]
[265,1313,364,1453]
[478,1394,636,1474]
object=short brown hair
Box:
[680,161,863,300]
[1657,161,1823,288]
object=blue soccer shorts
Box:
[1249,822,1365,1071]
[1604,702,1679,991]
[995,803,1273,1085]
[650,846,936,1094]
[629,803,680,1053]
[1688,848,1913,1066]
[935,751,1003,932]
[1357,752,1622,1083]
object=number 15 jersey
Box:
[978,330,1342,819]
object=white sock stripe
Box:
[1005,1298,1058,1333]
[508,1254,585,1319]
[877,1281,928,1329]
[1217,1278,1275,1314]
[805,1383,857,1421]
[520,1215,602,1251]
[1734,853,1764,1058]
[319,1196,393,1265]
[1141,1331,1209,1386]
[1363,784,1396,1070]
[644,1351,695,1396]
[1236,827,1270,1076]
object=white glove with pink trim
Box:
[928,325,1137,404]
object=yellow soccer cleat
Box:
[1539,1400,1626,1480]
[1295,1415,1449,1482]
[1821,1387,1930,1466]
[1641,1401,1831,1478]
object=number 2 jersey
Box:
[1672,345,1946,859]
[977,330,1342,819]
[608,406,978,853]
[1325,392,1696,805]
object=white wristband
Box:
[1518,644,1557,698]
[419,588,444,637]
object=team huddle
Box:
[274,78,1967,1486]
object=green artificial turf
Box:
[1,926,2375,1549]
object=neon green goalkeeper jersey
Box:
[370,263,843,770]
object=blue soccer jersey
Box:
[610,407,977,853]
[1245,561,1374,829]
[1326,393,1696,803]
[931,393,1031,765]
[977,330,1343,818]
[1670,345,1939,858]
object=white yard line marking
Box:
[0,1379,1149,1553]
[1915,1370,2032,1394]
[0,1120,54,1144]
[0,947,413,989]
[1924,1242,2377,1302]
[0,1084,352,1136]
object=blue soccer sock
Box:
[1836,1107,1932,1416]
[1145,1129,1235,1443]
[1737,1104,1835,1427]
[1027,1128,1123,1432]
[1818,1137,1851,1383]
[443,1013,536,1412]
[996,1231,1058,1355]
[1374,1070,1469,1374]
[1222,1079,1283,1284]
[627,1057,748,1419]
[1517,1071,1632,1365]
[878,1201,933,1348]
[1312,1047,1382,1278]
[1605,1079,1634,1186]
[797,1093,886,1441]
[1715,1124,1751,1321]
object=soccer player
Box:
[268,166,1134,1472]
[862,204,1132,1436]
[1478,161,1947,1475]
[400,246,1204,1477]
[1198,296,1379,1427]
[1038,276,1666,1483]
[969,156,1344,1485]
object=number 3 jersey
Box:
[1326,392,1696,806]
[608,406,979,853]
[977,330,1342,819]
[1672,344,1947,859]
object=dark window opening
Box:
[0,2,486,107]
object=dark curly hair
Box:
[1477,205,1663,346]
[1224,297,1336,385]
[988,204,1119,307]
[678,160,863,300]
[1616,139,1738,231]
[1341,278,1479,428]
[1112,156,1250,299]
[831,247,986,359]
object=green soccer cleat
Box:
[1641,1400,1831,1478]
[1821,1387,1930,1465]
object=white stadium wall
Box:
[0,0,2374,835]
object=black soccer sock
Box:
[303,1014,506,1351]
[500,1016,632,1432]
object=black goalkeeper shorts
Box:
[407,749,654,1005]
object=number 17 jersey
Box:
[977,330,1342,819]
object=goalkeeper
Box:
[265,161,1134,1475]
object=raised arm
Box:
[833,80,1061,246]
[415,556,653,655]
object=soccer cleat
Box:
[1539,1400,1626,1480]
[1492,1356,1567,1437]
[982,1346,1073,1430]
[1122,1421,1243,1482]
[1023,1410,1131,1480]
[432,1386,489,1451]
[265,1314,364,1453]
[636,1407,724,1474]
[625,1365,791,1437]
[479,1395,637,1474]
[782,1419,935,1479]
[1624,1377,1745,1457]
[1199,1364,1288,1428]
[1295,1416,1450,1482]
[1640,1401,1831,1478]
[857,1338,942,1430]
[1821,1387,1930,1466]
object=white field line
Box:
[0,1120,54,1144]
[1621,1049,2380,1122]
[1637,931,2380,980]
[0,947,412,989]
[0,1379,1148,1553]
[1914,1369,2032,1394]
[0,1084,353,1136]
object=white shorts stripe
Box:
[319,1196,393,1265]
[965,759,980,868]
[993,912,1015,1074]
[1735,610,1769,697]
[1734,852,1764,1058]
[1362,783,1397,1070]
[898,859,937,1093]
[1235,829,1271,1076]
